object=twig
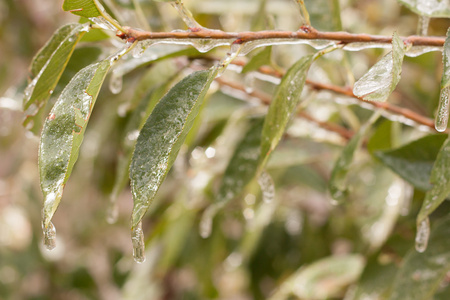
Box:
[121,26,445,47]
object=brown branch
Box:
[122,26,445,47]
[214,77,354,140]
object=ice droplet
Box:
[43,221,56,250]
[109,70,123,94]
[199,205,218,238]
[132,41,147,58]
[131,221,146,263]
[435,87,450,132]
[89,16,117,31]
[258,170,275,203]
[415,217,430,253]
[244,73,255,93]
[216,43,242,77]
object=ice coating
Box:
[415,217,430,253]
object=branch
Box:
[121,26,445,47]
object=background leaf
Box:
[241,47,272,73]
[130,68,216,229]
[396,0,450,17]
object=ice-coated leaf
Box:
[241,47,272,73]
[353,32,406,102]
[259,55,313,168]
[435,29,450,132]
[328,113,379,201]
[417,137,450,224]
[375,134,447,191]
[396,0,450,18]
[39,59,111,230]
[63,0,104,18]
[389,213,450,300]
[23,23,87,133]
[271,254,365,300]
[130,68,217,229]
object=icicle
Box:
[405,46,442,57]
[435,86,450,132]
[343,42,391,52]
[89,16,117,31]
[109,70,123,94]
[43,221,56,250]
[170,0,202,29]
[258,170,275,203]
[199,206,216,238]
[244,72,255,94]
[216,42,242,77]
[417,16,430,36]
[106,198,118,224]
[132,41,147,58]
[131,221,146,263]
[415,217,430,253]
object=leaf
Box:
[39,59,111,229]
[271,254,365,300]
[63,0,104,18]
[130,68,217,229]
[367,120,393,154]
[417,137,450,223]
[241,47,272,73]
[259,55,313,168]
[435,28,450,132]
[23,23,87,133]
[375,134,447,191]
[353,32,406,102]
[396,0,450,17]
[328,113,379,201]
[305,0,342,31]
[389,214,450,300]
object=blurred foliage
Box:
[2,0,450,299]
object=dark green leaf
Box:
[353,32,406,102]
[130,68,217,229]
[39,60,111,230]
[375,134,447,191]
[389,214,450,300]
[417,137,450,223]
[241,47,272,73]
[259,55,313,168]
[23,23,87,133]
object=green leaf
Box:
[441,28,450,90]
[23,23,87,133]
[241,47,272,73]
[130,68,217,229]
[396,0,450,17]
[367,120,393,154]
[417,137,450,223]
[63,0,104,18]
[259,55,313,168]
[389,214,450,300]
[305,0,342,31]
[328,113,379,201]
[216,117,264,205]
[271,254,365,300]
[39,59,111,229]
[436,29,450,132]
[375,134,447,191]
[353,32,406,102]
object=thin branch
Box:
[121,26,445,47]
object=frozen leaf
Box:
[375,134,447,191]
[435,28,450,132]
[23,23,87,134]
[259,55,313,168]
[417,137,450,224]
[353,32,406,102]
[241,47,272,73]
[397,0,450,18]
[130,68,217,229]
[328,113,379,201]
[389,214,450,300]
[39,59,111,233]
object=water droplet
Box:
[435,87,450,132]
[258,170,275,203]
[43,221,56,250]
[131,221,146,263]
[109,70,123,94]
[415,217,430,253]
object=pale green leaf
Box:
[397,0,450,17]
[23,23,87,133]
[389,214,450,300]
[328,113,379,201]
[417,137,450,223]
[375,134,447,191]
[130,68,217,229]
[39,59,111,229]
[441,28,450,89]
[259,55,313,168]
[63,0,104,18]
[241,47,272,73]
[353,32,406,102]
